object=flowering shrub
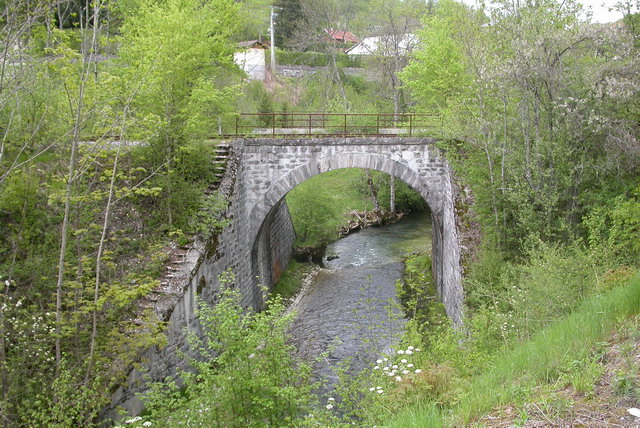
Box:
[329,345,436,424]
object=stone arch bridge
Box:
[110,136,463,417]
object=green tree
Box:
[275,0,307,48]
[403,0,640,253]
[362,0,426,115]
[141,274,315,426]
[117,0,239,226]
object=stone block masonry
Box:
[107,137,463,419]
[239,137,462,326]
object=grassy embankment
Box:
[385,272,640,427]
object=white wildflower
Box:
[395,376,402,381]
[326,404,334,410]
[397,350,404,355]
[401,359,407,364]
[415,369,422,374]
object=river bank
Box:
[290,209,409,265]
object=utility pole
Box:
[269,6,276,71]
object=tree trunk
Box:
[389,175,396,215]
[0,305,6,428]
[73,201,84,356]
[55,0,100,377]
[85,141,121,385]
[366,169,381,213]
[329,43,348,106]
[55,120,79,377]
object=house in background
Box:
[347,33,418,56]
[234,39,269,81]
[323,28,360,51]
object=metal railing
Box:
[229,112,441,138]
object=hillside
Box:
[0,0,639,425]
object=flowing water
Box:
[288,212,433,391]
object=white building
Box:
[234,48,266,81]
[346,34,418,56]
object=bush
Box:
[585,185,640,267]
[275,50,363,68]
[137,272,315,427]
[464,239,602,345]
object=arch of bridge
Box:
[237,138,461,328]
[247,152,441,248]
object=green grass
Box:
[385,272,640,427]
[285,168,381,247]
[285,167,426,247]
[272,260,315,300]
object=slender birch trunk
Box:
[389,175,396,215]
[55,0,100,376]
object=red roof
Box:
[324,28,359,44]
[238,40,270,49]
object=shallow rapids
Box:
[288,212,433,392]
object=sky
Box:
[578,0,624,22]
[461,0,629,23]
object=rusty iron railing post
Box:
[308,113,312,136]
[272,112,275,138]
[376,114,380,135]
[343,114,347,137]
[409,114,413,137]
[235,115,239,138]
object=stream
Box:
[288,212,433,393]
